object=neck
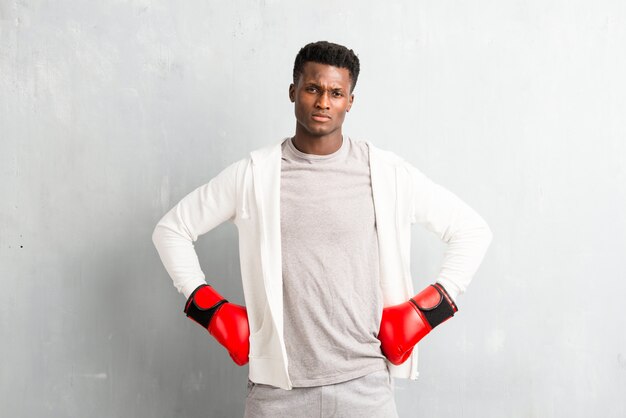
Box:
[292,126,344,155]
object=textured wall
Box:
[1,1,625,417]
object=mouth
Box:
[311,113,331,122]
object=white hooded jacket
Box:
[152,136,493,390]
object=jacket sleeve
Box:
[406,162,493,302]
[151,160,241,299]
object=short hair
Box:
[292,41,360,92]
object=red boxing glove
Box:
[378,283,458,365]
[184,284,250,366]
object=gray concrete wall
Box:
[1,1,625,417]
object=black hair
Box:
[292,41,360,92]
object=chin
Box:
[306,125,336,137]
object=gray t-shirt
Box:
[280,135,388,387]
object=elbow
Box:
[480,222,494,253]
[472,210,493,248]
[152,224,163,247]
[485,224,494,245]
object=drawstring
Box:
[394,166,405,269]
[241,159,252,219]
[409,167,417,224]
[395,166,416,292]
[395,164,418,376]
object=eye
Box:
[332,91,343,97]
[306,86,318,93]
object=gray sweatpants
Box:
[243,367,399,418]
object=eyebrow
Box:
[304,82,345,91]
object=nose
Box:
[315,91,330,110]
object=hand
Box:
[184,284,250,366]
[378,283,457,365]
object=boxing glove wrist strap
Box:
[184,284,229,329]
[409,283,458,329]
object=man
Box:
[152,41,492,418]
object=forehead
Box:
[299,61,351,87]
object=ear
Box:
[289,84,295,103]
[346,93,354,112]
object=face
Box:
[289,61,354,138]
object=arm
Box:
[152,160,250,365]
[151,160,240,299]
[379,163,493,365]
[406,163,493,301]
